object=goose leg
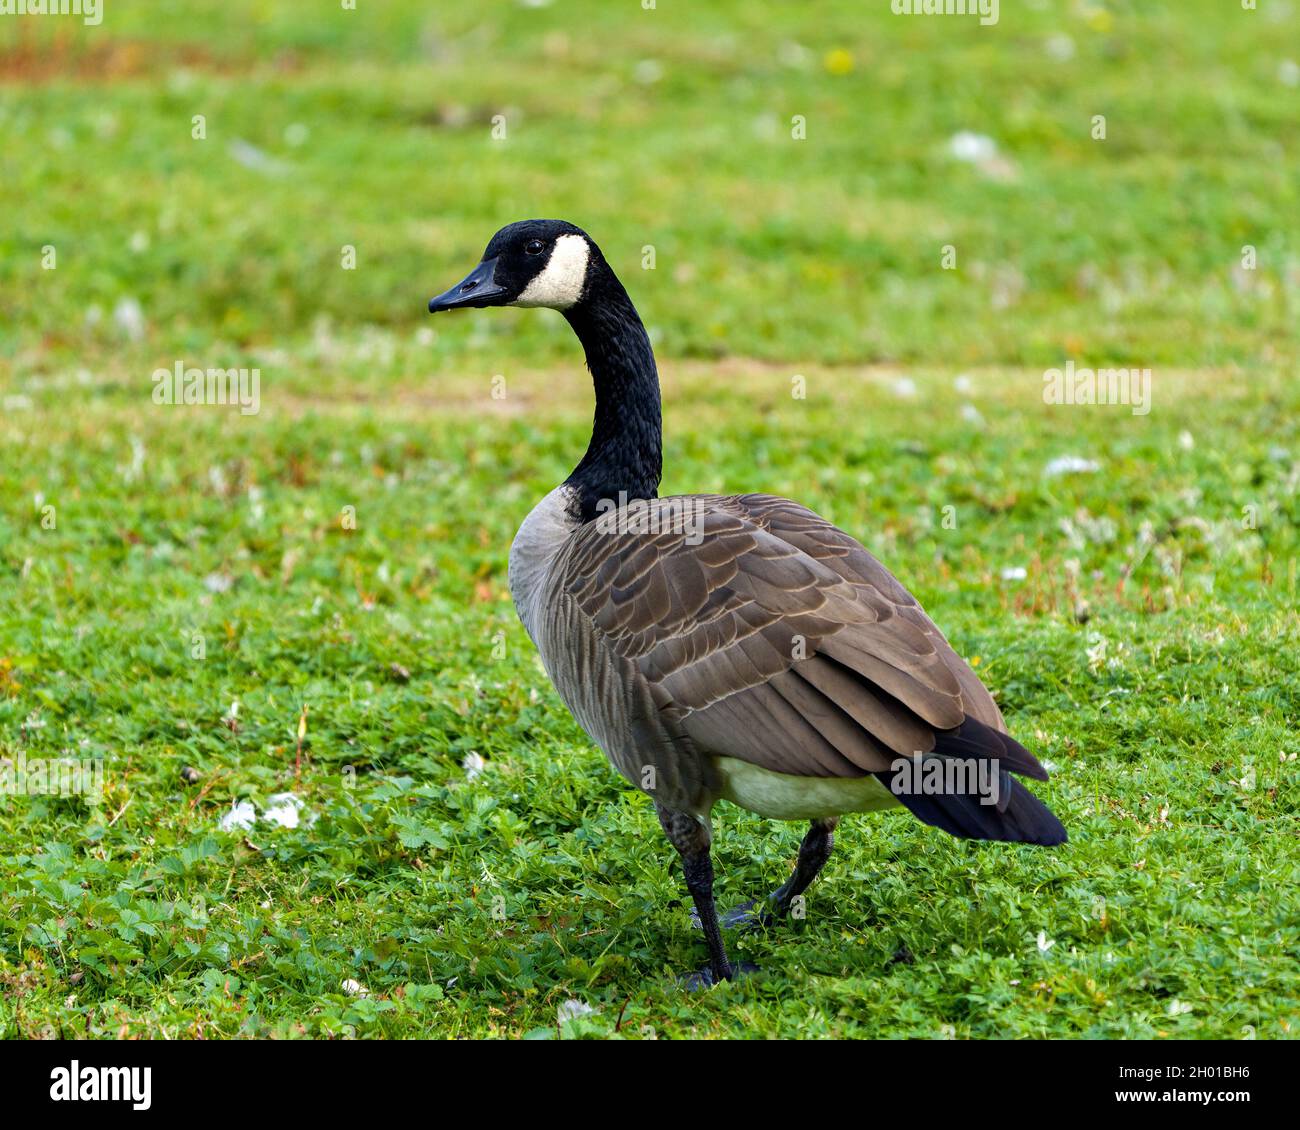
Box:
[769,816,838,916]
[702,817,839,930]
[656,803,737,987]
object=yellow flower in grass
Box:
[823,49,854,76]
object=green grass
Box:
[1,1,1298,1039]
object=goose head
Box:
[428,219,595,313]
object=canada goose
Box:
[429,220,1066,986]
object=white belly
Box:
[714,757,903,821]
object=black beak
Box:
[428,257,507,312]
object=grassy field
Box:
[1,1,1298,1039]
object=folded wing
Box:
[560,493,1065,844]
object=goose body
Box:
[509,484,909,821]
[430,219,1066,985]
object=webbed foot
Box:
[691,898,778,931]
[679,961,760,990]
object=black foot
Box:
[679,962,760,991]
[691,898,779,931]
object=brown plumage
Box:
[565,493,996,773]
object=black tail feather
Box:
[877,770,1067,845]
[874,718,1067,846]
[932,715,1050,782]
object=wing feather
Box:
[558,493,1040,783]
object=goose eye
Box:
[524,239,546,256]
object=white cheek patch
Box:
[512,234,590,309]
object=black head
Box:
[428,219,598,313]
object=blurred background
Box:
[1,0,1296,379]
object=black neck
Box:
[562,261,662,523]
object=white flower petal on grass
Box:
[1045,34,1076,62]
[228,138,288,176]
[951,131,1019,180]
[634,59,664,85]
[1058,511,1118,550]
[262,793,305,829]
[1044,455,1101,477]
[1086,636,1108,670]
[218,794,315,832]
[557,999,596,1024]
[776,41,812,70]
[120,436,146,484]
[219,800,257,832]
[113,297,146,341]
[203,572,234,594]
[949,130,997,163]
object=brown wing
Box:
[743,494,1010,735]
[560,493,1014,779]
